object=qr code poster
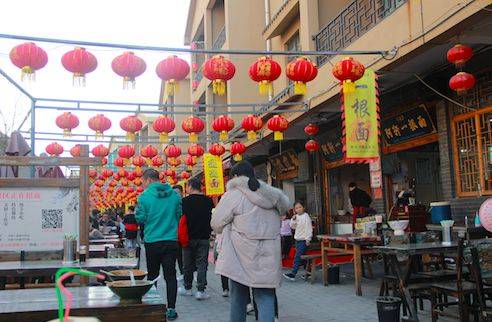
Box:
[0,187,79,251]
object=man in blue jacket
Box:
[136,169,181,320]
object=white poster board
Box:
[0,187,79,251]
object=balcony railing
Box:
[212,26,226,49]
[314,0,407,66]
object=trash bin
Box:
[328,265,340,284]
[376,296,401,322]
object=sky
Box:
[0,0,190,155]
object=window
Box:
[285,32,300,64]
[452,106,492,196]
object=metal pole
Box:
[30,99,36,177]
[0,67,35,101]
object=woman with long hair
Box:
[212,161,290,322]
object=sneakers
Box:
[283,273,296,281]
[222,289,229,297]
[176,275,184,282]
[246,303,255,315]
[177,286,193,296]
[166,308,178,320]
[195,290,210,300]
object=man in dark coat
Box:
[348,182,372,225]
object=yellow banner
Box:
[203,153,225,196]
[343,69,379,162]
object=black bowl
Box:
[107,280,154,303]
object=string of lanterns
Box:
[447,44,475,96]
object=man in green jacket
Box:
[136,169,181,320]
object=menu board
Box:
[0,187,79,251]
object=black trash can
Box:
[376,296,401,322]
[328,265,340,284]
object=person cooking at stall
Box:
[99,213,117,234]
[348,182,372,226]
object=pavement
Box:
[140,247,451,322]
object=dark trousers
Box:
[221,275,229,291]
[183,239,209,291]
[145,241,178,309]
[281,235,293,258]
[177,245,184,275]
[291,240,308,275]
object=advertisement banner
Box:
[203,153,225,196]
[342,69,380,163]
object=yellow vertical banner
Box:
[203,153,225,196]
[343,69,380,163]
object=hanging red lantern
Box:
[114,157,125,168]
[111,51,147,89]
[45,142,63,156]
[180,171,191,180]
[156,55,190,96]
[153,116,175,142]
[185,154,197,170]
[61,47,98,86]
[248,56,282,95]
[88,114,111,139]
[449,72,476,96]
[209,143,226,157]
[133,168,143,178]
[109,180,118,187]
[164,169,175,177]
[332,57,365,94]
[134,177,143,186]
[305,139,319,153]
[113,173,121,181]
[286,57,318,95]
[118,169,128,178]
[241,114,263,141]
[167,157,181,168]
[102,157,108,166]
[304,123,319,137]
[230,142,246,161]
[89,169,98,179]
[91,144,109,158]
[202,55,236,95]
[447,44,473,68]
[182,116,205,142]
[9,42,48,81]
[267,115,289,141]
[94,179,105,188]
[141,144,158,159]
[120,115,142,141]
[137,186,144,193]
[102,168,114,178]
[70,145,81,157]
[55,112,79,136]
[164,145,182,159]
[151,156,164,168]
[118,145,135,160]
[120,178,129,186]
[126,171,136,182]
[132,156,146,169]
[188,144,205,161]
[212,115,235,141]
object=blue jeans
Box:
[230,279,275,322]
[291,240,308,275]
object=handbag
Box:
[178,214,189,247]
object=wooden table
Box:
[375,242,458,322]
[317,234,380,296]
[0,286,165,322]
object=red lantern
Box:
[180,171,191,180]
[109,180,118,187]
[151,156,165,168]
[248,56,282,95]
[134,177,143,186]
[185,155,197,170]
[182,116,205,142]
[118,145,135,160]
[267,115,289,141]
[61,47,98,86]
[230,142,246,161]
[164,169,175,177]
[120,115,143,141]
[164,145,182,159]
[91,144,109,158]
[55,112,79,136]
[286,57,318,95]
[209,143,226,157]
[447,44,473,68]
[156,55,190,96]
[9,42,48,81]
[113,173,121,181]
[94,179,105,188]
[118,169,128,178]
[102,157,108,166]
[70,145,81,157]
[120,178,129,186]
[126,171,136,182]
[449,72,476,96]
[188,144,205,160]
[89,169,98,179]
[241,114,263,141]
[167,157,181,168]
[137,186,144,193]
[332,57,365,94]
[153,116,175,142]
[141,144,158,159]
[88,114,111,138]
[132,156,146,169]
[45,142,63,156]
[102,169,114,178]
[114,157,125,168]
[304,123,319,137]
[133,168,143,178]
[111,51,147,89]
[212,115,235,141]
[202,55,236,95]
[305,139,319,153]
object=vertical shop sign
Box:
[203,153,225,196]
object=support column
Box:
[436,101,454,199]
[299,0,319,51]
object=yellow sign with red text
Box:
[203,153,225,196]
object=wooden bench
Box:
[301,254,322,284]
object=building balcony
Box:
[313,0,407,67]
[212,26,226,49]
[263,0,299,40]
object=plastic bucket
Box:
[430,202,452,224]
[376,296,401,322]
[328,266,340,284]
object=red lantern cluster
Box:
[267,115,289,141]
[111,51,147,89]
[242,114,263,141]
[286,57,318,95]
[248,56,282,95]
[203,55,236,95]
[61,47,98,86]
[88,114,112,138]
[230,142,246,161]
[120,115,143,141]
[332,57,365,94]
[153,116,175,142]
[156,55,190,96]
[55,112,79,136]
[9,42,48,81]
[304,123,320,153]
[447,44,475,96]
[45,142,63,156]
[212,115,235,142]
[182,116,205,143]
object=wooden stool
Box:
[301,254,321,284]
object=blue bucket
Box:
[430,202,452,224]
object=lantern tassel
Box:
[73,73,86,87]
[293,81,307,95]
[126,132,136,142]
[63,129,71,137]
[21,66,35,82]
[247,131,257,141]
[274,131,283,141]
[189,133,198,143]
[165,80,179,96]
[342,80,356,94]
[188,166,193,171]
[219,131,228,142]
[159,133,168,142]
[213,80,226,96]
[123,77,136,90]
[258,81,273,95]
[234,154,242,161]
[95,131,103,140]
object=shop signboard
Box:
[320,128,343,163]
[269,150,299,181]
[0,187,79,251]
[203,153,225,196]
[382,105,436,145]
[343,69,380,163]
